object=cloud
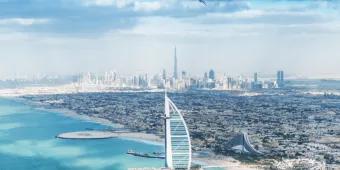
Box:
[134,1,162,12]
[0,0,338,34]
[80,0,170,12]
[204,9,264,19]
[0,0,340,76]
[78,0,249,13]
[84,0,114,6]
[117,11,340,38]
[81,0,123,7]
[0,18,49,26]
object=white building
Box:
[164,93,192,169]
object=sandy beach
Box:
[15,96,165,144]
[57,130,164,144]
[193,154,262,170]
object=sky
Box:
[0,0,340,78]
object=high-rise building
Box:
[138,74,149,88]
[227,77,233,89]
[254,72,258,83]
[164,93,191,169]
[133,76,138,86]
[173,47,178,80]
[204,72,208,80]
[162,69,167,80]
[251,72,262,90]
[181,71,187,80]
[277,70,284,88]
[209,69,215,80]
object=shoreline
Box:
[3,96,262,169]
[15,97,165,144]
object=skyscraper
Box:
[204,72,208,80]
[251,72,262,90]
[254,72,258,83]
[277,70,284,88]
[181,71,187,79]
[173,47,178,80]
[162,69,167,80]
[209,69,215,80]
[227,77,233,89]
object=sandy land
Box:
[0,84,164,97]
[57,131,118,139]
[0,84,78,97]
[194,155,262,170]
[57,130,164,144]
[317,136,340,144]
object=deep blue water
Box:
[0,98,164,170]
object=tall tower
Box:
[277,70,284,88]
[173,47,178,80]
[162,69,167,80]
[209,69,215,80]
[254,72,258,83]
[164,93,192,169]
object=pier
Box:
[127,150,165,159]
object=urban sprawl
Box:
[10,50,339,169]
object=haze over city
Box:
[1,0,340,78]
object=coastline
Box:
[46,108,164,144]
[2,94,262,169]
[14,96,165,145]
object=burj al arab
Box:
[164,93,192,170]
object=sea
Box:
[0,98,164,170]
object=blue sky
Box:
[1,0,340,78]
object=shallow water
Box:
[0,98,164,170]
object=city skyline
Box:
[1,0,340,78]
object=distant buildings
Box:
[227,77,233,89]
[181,71,187,79]
[204,72,208,80]
[248,71,285,90]
[254,72,258,83]
[75,69,286,92]
[209,69,215,80]
[74,48,285,92]
[277,70,284,88]
[251,72,262,90]
[162,69,167,81]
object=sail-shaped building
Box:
[164,94,192,170]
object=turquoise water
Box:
[0,98,164,170]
